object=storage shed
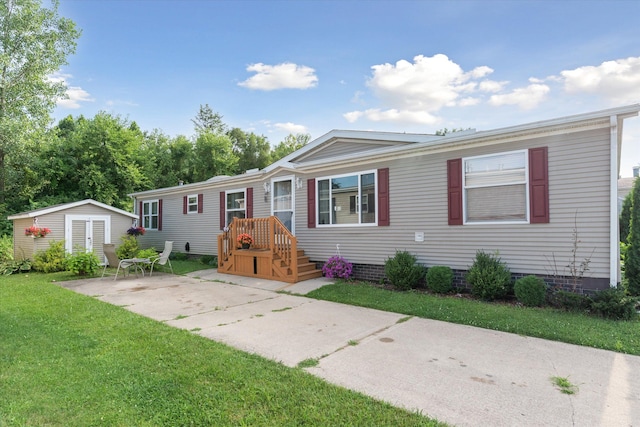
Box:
[7,199,138,263]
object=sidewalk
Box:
[59,270,640,426]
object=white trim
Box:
[610,115,620,287]
[142,199,160,230]
[8,199,137,220]
[316,169,378,227]
[64,215,111,255]
[186,194,199,214]
[271,175,295,235]
[462,149,529,225]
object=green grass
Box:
[551,376,578,395]
[306,281,640,355]
[0,273,443,426]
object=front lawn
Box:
[306,281,640,355]
[0,273,443,426]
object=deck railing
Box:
[217,216,298,281]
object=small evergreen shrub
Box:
[589,288,638,321]
[200,255,217,265]
[384,250,424,291]
[32,240,67,273]
[426,265,454,294]
[171,252,189,261]
[116,235,140,259]
[322,256,353,279]
[0,235,13,262]
[66,250,100,276]
[549,290,591,312]
[465,250,511,301]
[514,275,547,307]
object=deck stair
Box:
[217,217,322,283]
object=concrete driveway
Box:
[59,270,640,427]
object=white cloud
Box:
[488,84,550,109]
[560,56,640,104]
[49,72,94,108]
[347,54,503,125]
[274,122,308,134]
[238,62,318,91]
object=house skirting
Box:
[313,262,611,295]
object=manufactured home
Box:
[130,105,640,291]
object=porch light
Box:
[263,182,271,194]
[295,177,303,189]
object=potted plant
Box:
[237,233,253,249]
[24,225,52,238]
[127,226,146,237]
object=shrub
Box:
[514,275,547,307]
[384,250,424,291]
[32,240,67,273]
[426,266,454,294]
[465,250,511,301]
[589,288,638,321]
[171,252,189,261]
[0,259,31,275]
[322,256,353,279]
[136,248,158,270]
[548,290,591,312]
[66,249,100,276]
[116,235,140,259]
[200,255,217,266]
[0,235,13,262]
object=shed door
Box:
[65,215,111,264]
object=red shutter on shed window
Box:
[307,179,316,229]
[377,168,390,226]
[158,199,163,231]
[197,194,203,214]
[246,188,253,218]
[183,196,187,214]
[139,201,143,227]
[447,158,463,226]
[220,191,226,230]
[529,146,549,224]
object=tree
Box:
[624,178,640,295]
[192,132,237,182]
[271,133,310,161]
[620,191,632,244]
[435,127,472,136]
[0,0,80,205]
[228,127,271,173]
[192,104,226,135]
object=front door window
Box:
[272,178,294,233]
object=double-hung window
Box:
[142,200,159,229]
[463,150,527,223]
[187,194,198,213]
[317,171,376,226]
[226,189,246,226]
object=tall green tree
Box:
[620,191,632,244]
[228,127,271,173]
[192,104,226,135]
[0,0,80,205]
[192,132,237,182]
[624,178,640,295]
[271,133,310,161]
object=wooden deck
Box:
[217,217,322,283]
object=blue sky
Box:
[53,0,640,175]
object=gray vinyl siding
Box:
[295,127,612,281]
[294,141,409,163]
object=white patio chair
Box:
[150,241,174,276]
[101,244,143,280]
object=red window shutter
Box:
[377,168,390,226]
[197,193,203,214]
[139,201,143,227]
[529,147,549,223]
[447,159,463,226]
[158,199,163,231]
[246,188,253,218]
[307,179,316,228]
[220,191,226,229]
[183,196,187,214]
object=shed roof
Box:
[7,199,138,220]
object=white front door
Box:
[272,177,294,234]
[65,215,111,263]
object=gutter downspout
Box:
[609,115,620,288]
